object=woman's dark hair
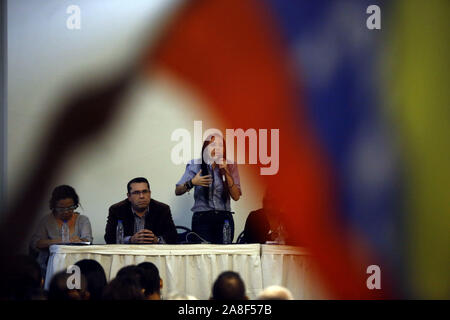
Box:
[138,262,161,296]
[75,259,107,300]
[102,276,145,300]
[49,185,79,210]
[201,135,229,203]
[109,265,149,299]
[115,264,160,297]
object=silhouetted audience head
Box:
[107,264,162,300]
[137,262,162,299]
[211,271,247,300]
[116,265,143,279]
[257,285,294,300]
[48,270,89,300]
[0,254,46,300]
[102,274,145,300]
[75,259,107,300]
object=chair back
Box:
[175,226,191,244]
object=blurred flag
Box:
[386,0,450,299]
[142,0,449,298]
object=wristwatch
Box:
[184,179,193,190]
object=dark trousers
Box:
[192,211,234,244]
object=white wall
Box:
[7,0,262,244]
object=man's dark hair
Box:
[212,271,247,300]
[75,259,107,300]
[138,262,161,295]
[127,177,150,193]
[49,185,79,209]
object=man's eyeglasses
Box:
[130,190,150,196]
[54,204,78,213]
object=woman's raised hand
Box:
[191,170,213,187]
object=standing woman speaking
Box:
[175,134,241,244]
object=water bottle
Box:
[61,220,70,243]
[116,220,124,244]
[223,219,231,244]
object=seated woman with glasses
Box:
[30,185,93,278]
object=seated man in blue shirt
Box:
[104,177,177,244]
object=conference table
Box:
[45,244,324,299]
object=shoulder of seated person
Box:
[150,198,170,210]
[42,213,54,222]
[77,214,90,221]
[35,214,53,227]
[109,199,129,210]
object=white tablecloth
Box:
[45,244,262,300]
[260,245,326,299]
[45,244,323,299]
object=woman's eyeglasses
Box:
[54,204,78,213]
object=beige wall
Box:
[7,0,262,244]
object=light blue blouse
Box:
[176,159,241,212]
